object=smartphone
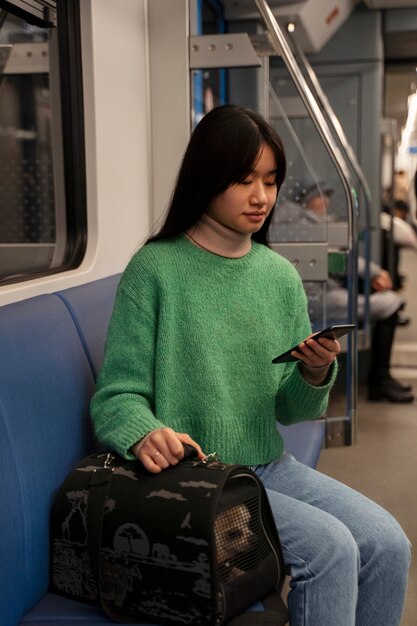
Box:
[272,324,355,364]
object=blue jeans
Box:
[252,454,411,626]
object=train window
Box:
[0,0,86,284]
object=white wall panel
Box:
[0,0,151,305]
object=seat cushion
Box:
[21,594,115,625]
[20,592,265,625]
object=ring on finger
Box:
[153,451,161,459]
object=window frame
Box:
[0,0,87,285]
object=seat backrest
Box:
[0,294,96,626]
[56,274,121,378]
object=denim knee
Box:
[312,518,360,580]
[385,520,411,568]
[361,512,411,574]
[287,512,360,586]
[287,519,360,626]
[354,509,411,625]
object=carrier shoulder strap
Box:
[87,462,141,623]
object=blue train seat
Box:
[0,295,96,626]
[56,274,120,378]
[0,275,324,626]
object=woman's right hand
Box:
[136,427,205,473]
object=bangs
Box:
[210,127,285,195]
[220,133,264,190]
[187,106,286,205]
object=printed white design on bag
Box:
[146,489,186,501]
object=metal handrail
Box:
[289,38,372,347]
[254,0,359,442]
[290,40,372,203]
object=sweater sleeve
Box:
[275,360,337,425]
[90,269,167,459]
[274,272,338,425]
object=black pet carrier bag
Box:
[50,445,289,625]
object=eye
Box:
[264,180,277,187]
[227,529,243,540]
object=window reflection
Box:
[0,10,65,278]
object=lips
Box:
[244,212,266,222]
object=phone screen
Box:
[272,324,355,364]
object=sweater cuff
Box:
[298,358,337,387]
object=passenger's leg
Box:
[254,454,411,626]
[368,310,397,392]
[368,309,414,401]
[366,290,414,401]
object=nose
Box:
[250,180,268,206]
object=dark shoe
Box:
[368,386,415,403]
[397,314,411,327]
[386,375,413,393]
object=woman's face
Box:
[207,144,278,234]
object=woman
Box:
[91,105,410,625]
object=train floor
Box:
[318,248,417,626]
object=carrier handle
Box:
[181,442,200,460]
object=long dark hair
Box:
[147,104,286,246]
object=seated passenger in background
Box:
[393,169,410,203]
[276,180,414,403]
[392,198,417,234]
[381,199,417,293]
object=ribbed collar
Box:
[186,213,252,258]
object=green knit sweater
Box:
[91,235,337,465]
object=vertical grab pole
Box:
[254,0,359,443]
[289,40,372,351]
